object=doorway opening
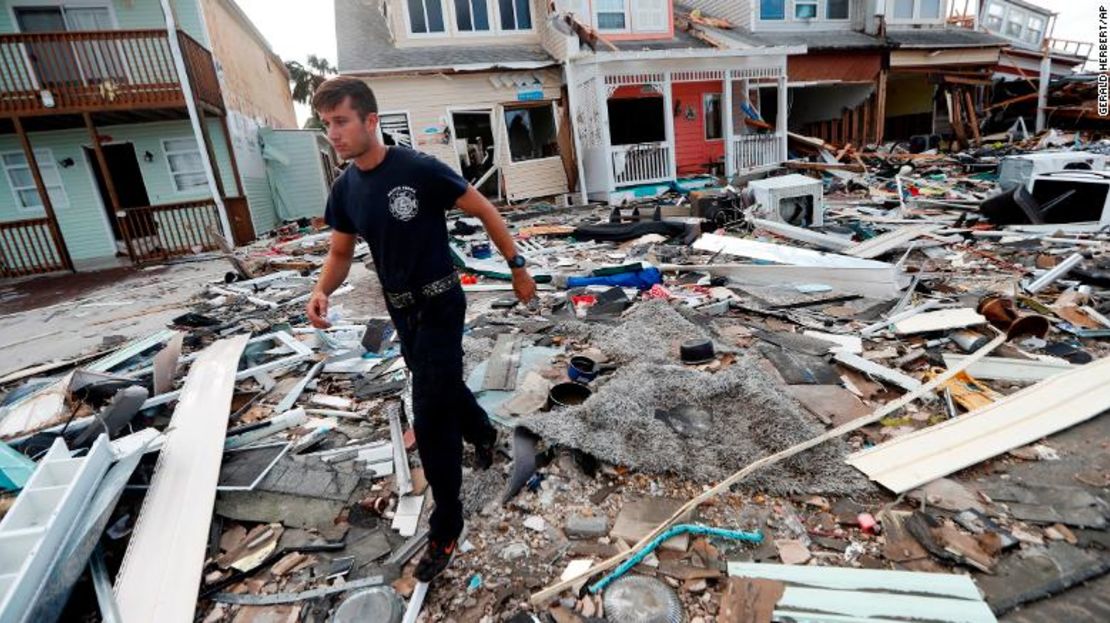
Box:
[450,110,498,196]
[84,143,153,254]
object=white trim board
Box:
[113,335,249,623]
[847,356,1110,493]
[844,224,940,259]
[659,263,908,300]
[941,354,1075,382]
[693,232,891,269]
[893,308,987,335]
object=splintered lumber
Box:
[529,333,1006,605]
[114,336,249,623]
[847,356,1110,493]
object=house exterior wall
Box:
[672,81,725,175]
[0,119,237,261]
[387,0,547,47]
[260,128,333,222]
[362,69,568,200]
[200,0,296,130]
[0,0,209,45]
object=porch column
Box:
[776,72,788,163]
[13,117,74,272]
[598,76,615,194]
[563,61,589,204]
[875,69,888,145]
[84,113,136,263]
[195,107,227,199]
[723,71,734,178]
[662,72,677,180]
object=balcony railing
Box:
[0,217,67,277]
[732,134,784,172]
[1047,38,1093,61]
[610,142,672,187]
[117,200,223,263]
[0,29,222,117]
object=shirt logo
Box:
[388,186,420,222]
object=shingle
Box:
[885,28,1009,48]
[335,0,555,73]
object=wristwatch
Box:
[507,254,527,269]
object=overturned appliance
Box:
[981,170,1110,227]
[997,152,1108,191]
[747,174,824,227]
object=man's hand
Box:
[306,291,331,328]
[511,269,537,304]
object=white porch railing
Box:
[732,135,784,172]
[610,142,672,186]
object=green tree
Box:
[286,55,337,129]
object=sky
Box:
[233,1,1104,127]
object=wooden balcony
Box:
[0,29,223,121]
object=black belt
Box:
[384,272,459,308]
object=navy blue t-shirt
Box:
[324,147,468,293]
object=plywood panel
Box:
[788,50,882,83]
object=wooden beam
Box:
[83,113,136,263]
[875,70,888,145]
[194,107,226,199]
[963,89,981,145]
[218,116,244,198]
[13,117,73,272]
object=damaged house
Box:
[334,0,575,204]
[0,0,322,278]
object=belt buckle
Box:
[387,291,415,308]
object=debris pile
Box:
[1,129,1109,622]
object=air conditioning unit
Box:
[746,174,824,227]
[998,152,1108,190]
[1028,170,1110,227]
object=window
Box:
[162,138,207,193]
[1005,16,1022,38]
[505,105,558,162]
[893,0,914,19]
[407,0,446,34]
[704,94,722,141]
[1026,15,1045,44]
[827,0,849,19]
[919,0,941,19]
[633,0,669,32]
[596,0,627,30]
[795,1,818,19]
[379,112,415,149]
[984,3,1004,30]
[498,0,532,30]
[760,0,785,20]
[455,0,491,31]
[2,150,68,211]
[890,0,943,21]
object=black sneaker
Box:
[415,538,457,582]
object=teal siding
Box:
[0,0,208,46]
[244,175,277,234]
[0,119,236,262]
[260,129,330,222]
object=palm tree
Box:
[286,55,337,129]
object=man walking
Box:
[306,77,536,581]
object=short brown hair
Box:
[312,76,378,119]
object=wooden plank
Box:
[114,335,249,623]
[482,333,523,391]
[847,356,1110,493]
[893,308,987,335]
[775,587,996,622]
[844,225,939,259]
[659,264,907,300]
[748,219,854,252]
[693,233,891,270]
[719,577,784,623]
[833,351,923,392]
[726,562,983,599]
[941,354,1075,382]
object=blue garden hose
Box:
[588,523,763,594]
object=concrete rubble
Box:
[1,130,1109,622]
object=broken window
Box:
[2,150,68,211]
[407,0,446,34]
[827,0,849,20]
[704,94,723,141]
[504,104,558,162]
[795,1,818,19]
[498,0,532,30]
[379,112,414,148]
[984,2,1004,30]
[607,97,665,145]
[760,0,785,20]
[596,0,627,30]
[163,138,207,193]
[455,0,491,31]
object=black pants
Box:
[387,284,496,543]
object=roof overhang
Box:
[341,60,559,77]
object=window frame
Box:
[161,137,208,194]
[378,110,419,151]
[403,0,449,37]
[497,0,534,32]
[885,0,946,24]
[2,149,69,213]
[503,101,560,163]
[758,0,850,23]
[595,0,630,33]
[453,0,493,34]
[703,93,723,142]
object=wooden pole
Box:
[529,332,1007,606]
[875,69,888,145]
[218,115,244,198]
[83,113,137,263]
[13,117,74,272]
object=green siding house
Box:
[0,0,327,277]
